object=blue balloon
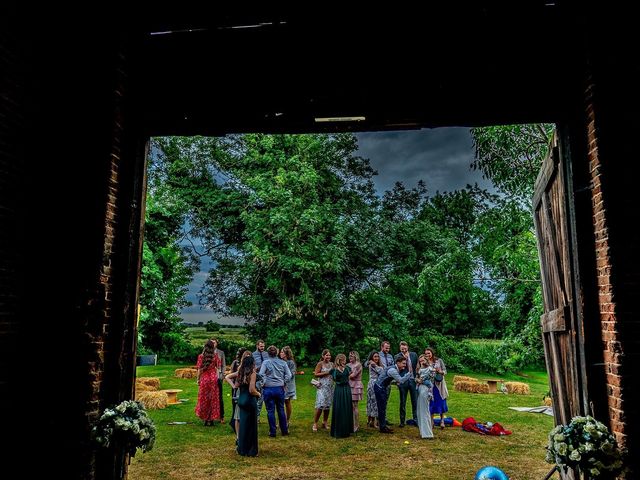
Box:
[475,466,509,480]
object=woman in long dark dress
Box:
[236,355,261,456]
[330,354,354,438]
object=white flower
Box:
[92,400,156,456]
[556,443,567,455]
[546,415,626,477]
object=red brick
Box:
[606,373,622,387]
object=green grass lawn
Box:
[129,365,554,480]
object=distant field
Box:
[185,326,248,347]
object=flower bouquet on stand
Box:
[545,415,625,478]
[92,399,156,459]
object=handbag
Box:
[434,372,444,382]
[310,378,321,388]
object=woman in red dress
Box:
[195,339,221,425]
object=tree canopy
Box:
[139,127,553,370]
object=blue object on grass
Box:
[433,416,453,426]
[475,466,509,480]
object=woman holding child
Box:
[416,354,434,439]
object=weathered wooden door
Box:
[533,132,587,478]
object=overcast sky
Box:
[181,127,492,325]
[356,127,493,195]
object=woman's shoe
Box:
[322,422,329,430]
[312,423,318,432]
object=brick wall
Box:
[0,20,145,478]
[582,51,640,475]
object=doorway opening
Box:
[131,124,569,479]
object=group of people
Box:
[194,337,448,457]
[315,341,448,440]
[195,339,297,457]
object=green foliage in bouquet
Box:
[92,400,156,457]
[545,415,625,477]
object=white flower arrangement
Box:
[545,415,625,477]
[92,400,156,457]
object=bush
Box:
[159,332,200,363]
[217,338,255,362]
[205,321,221,333]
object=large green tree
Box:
[470,124,554,368]
[143,128,552,369]
[138,143,200,358]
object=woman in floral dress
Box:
[366,351,383,428]
[195,339,221,425]
[348,351,363,432]
[312,349,334,432]
[280,346,297,424]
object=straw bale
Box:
[544,396,553,406]
[136,390,168,409]
[454,380,489,394]
[453,375,479,383]
[175,368,198,379]
[137,377,160,389]
[505,381,530,395]
[135,382,154,392]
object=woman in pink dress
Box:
[195,339,221,425]
[348,351,364,432]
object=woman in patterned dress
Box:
[348,351,363,432]
[195,339,221,426]
[312,349,334,432]
[280,346,297,424]
[366,351,383,428]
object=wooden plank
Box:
[541,306,568,332]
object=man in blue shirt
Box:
[259,345,292,437]
[379,340,395,369]
[374,356,412,433]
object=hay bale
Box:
[137,377,160,389]
[136,390,168,409]
[175,368,198,379]
[505,381,530,395]
[454,380,489,394]
[135,382,155,392]
[453,375,479,383]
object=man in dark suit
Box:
[396,341,419,427]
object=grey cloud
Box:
[356,127,493,195]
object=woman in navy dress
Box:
[425,347,449,429]
[236,355,261,456]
